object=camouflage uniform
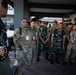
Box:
[51,24,58,33]
[47,27,52,59]
[36,26,40,61]
[64,31,76,63]
[13,26,33,73]
[31,27,37,63]
[51,29,66,63]
[37,26,50,61]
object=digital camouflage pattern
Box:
[65,31,76,62]
[13,26,33,70]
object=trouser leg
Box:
[64,43,72,62]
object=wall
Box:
[63,13,76,25]
[69,14,76,24]
[6,15,14,20]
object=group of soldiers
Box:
[0,0,76,75]
[13,18,76,75]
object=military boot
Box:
[55,58,60,64]
[37,56,40,62]
[25,65,34,71]
[17,68,22,75]
[45,53,50,61]
[50,54,54,64]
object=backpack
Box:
[39,26,49,33]
[18,26,32,35]
[18,27,22,35]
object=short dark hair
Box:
[1,0,8,8]
[72,24,76,26]
[21,18,28,22]
[58,22,63,25]
[68,23,72,25]
[71,24,76,29]
[37,20,42,23]
[30,20,35,23]
[54,20,58,24]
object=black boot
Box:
[45,57,50,61]
[50,54,54,64]
[55,58,60,64]
[62,61,67,65]
[69,61,74,65]
[50,59,54,64]
[37,56,40,62]
[45,53,50,61]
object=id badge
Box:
[26,36,30,40]
[33,37,35,40]
[0,46,4,56]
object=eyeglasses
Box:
[1,0,8,8]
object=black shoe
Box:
[25,66,34,71]
[50,57,54,64]
[50,59,54,64]
[37,57,40,62]
[69,62,74,65]
[55,59,60,64]
[45,58,50,61]
[62,61,67,65]
[12,66,18,75]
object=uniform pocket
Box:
[16,51,24,60]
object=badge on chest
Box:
[26,36,30,40]
[0,41,8,61]
[0,46,5,56]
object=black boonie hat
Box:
[43,21,48,25]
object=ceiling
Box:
[9,0,76,17]
[27,0,76,4]
[27,0,76,17]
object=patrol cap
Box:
[43,21,48,25]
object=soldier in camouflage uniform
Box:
[30,20,37,63]
[48,24,52,60]
[51,20,58,33]
[63,24,76,65]
[37,21,50,61]
[13,18,34,73]
[51,23,66,64]
[35,20,42,61]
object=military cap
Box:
[43,21,48,24]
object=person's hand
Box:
[22,44,24,49]
[42,41,45,44]
[44,41,47,44]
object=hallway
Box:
[9,51,76,75]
